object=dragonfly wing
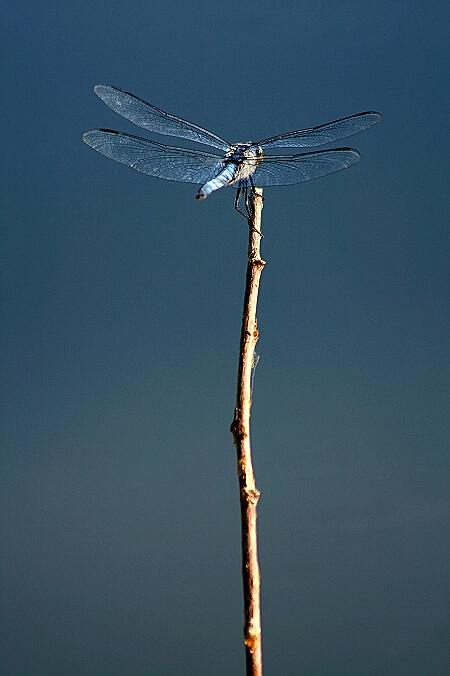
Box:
[258,112,381,149]
[94,85,229,151]
[250,148,361,186]
[83,130,225,184]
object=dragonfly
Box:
[83,85,381,217]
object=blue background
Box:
[1,1,449,674]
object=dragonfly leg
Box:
[234,187,250,218]
[247,180,263,236]
[244,187,254,219]
[234,187,241,212]
[234,184,263,232]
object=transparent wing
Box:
[83,130,225,184]
[94,85,229,152]
[248,148,361,186]
[257,112,381,149]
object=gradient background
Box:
[1,2,449,674]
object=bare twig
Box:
[230,188,265,676]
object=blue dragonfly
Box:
[83,85,381,216]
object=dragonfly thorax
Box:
[196,144,264,200]
[225,144,264,183]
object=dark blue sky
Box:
[1,2,449,674]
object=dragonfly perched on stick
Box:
[83,85,381,216]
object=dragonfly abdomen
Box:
[196,163,238,200]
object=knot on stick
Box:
[242,487,261,504]
[244,633,261,651]
[230,418,248,443]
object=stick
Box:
[230,188,265,676]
